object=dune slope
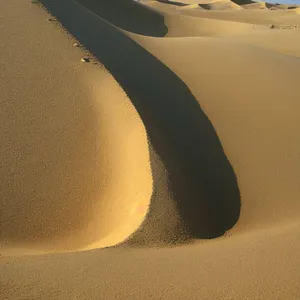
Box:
[75,0,168,36]
[131,34,300,232]
[42,0,241,241]
[0,0,153,254]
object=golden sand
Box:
[1,0,300,299]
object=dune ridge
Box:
[53,0,241,241]
[198,0,244,10]
[241,1,269,9]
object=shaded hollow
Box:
[76,0,168,36]
[41,0,241,239]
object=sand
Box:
[1,0,300,299]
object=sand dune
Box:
[198,0,244,10]
[44,0,241,242]
[75,0,167,36]
[130,34,300,232]
[142,0,186,13]
[146,0,244,12]
[295,7,300,13]
[0,0,153,254]
[182,9,299,27]
[241,1,269,9]
[1,0,300,299]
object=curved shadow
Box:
[232,0,255,4]
[156,0,189,7]
[41,0,241,239]
[76,0,168,36]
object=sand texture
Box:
[1,0,300,299]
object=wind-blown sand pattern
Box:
[1,0,300,299]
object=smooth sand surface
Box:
[1,0,300,299]
[0,0,153,254]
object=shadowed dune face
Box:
[156,0,189,6]
[132,36,300,231]
[0,2,152,253]
[231,0,255,4]
[76,0,168,36]
[42,0,241,239]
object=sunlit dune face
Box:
[0,64,153,254]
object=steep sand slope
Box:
[0,0,152,254]
[79,0,256,37]
[42,0,241,243]
[131,35,300,233]
[75,0,167,35]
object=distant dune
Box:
[1,0,300,299]
[241,1,269,9]
[198,0,244,10]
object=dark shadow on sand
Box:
[156,0,189,7]
[232,0,255,4]
[41,0,241,239]
[76,0,167,36]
